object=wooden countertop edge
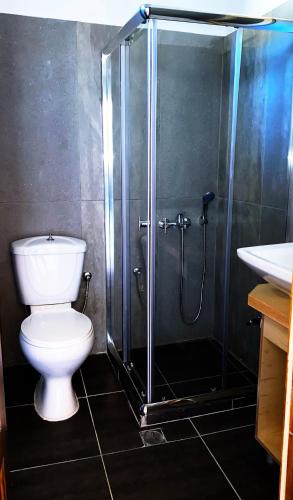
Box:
[248,283,290,329]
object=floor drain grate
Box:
[140,428,167,447]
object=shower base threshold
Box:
[108,339,257,427]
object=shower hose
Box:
[179,221,207,325]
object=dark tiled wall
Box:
[270,1,293,242]
[155,32,223,344]
[215,28,291,373]
[110,30,225,350]
[123,31,225,348]
[0,14,118,366]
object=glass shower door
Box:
[153,22,245,404]
[103,24,150,405]
[120,26,151,400]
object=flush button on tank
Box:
[47,233,54,241]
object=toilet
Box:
[11,235,94,422]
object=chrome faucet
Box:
[158,213,191,234]
[158,218,177,234]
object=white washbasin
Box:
[237,243,293,295]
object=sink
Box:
[237,243,293,295]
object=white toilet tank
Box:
[11,235,87,305]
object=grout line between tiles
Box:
[79,389,124,399]
[80,370,114,500]
[125,393,141,427]
[6,403,34,409]
[102,435,199,457]
[200,423,255,438]
[155,364,177,398]
[189,418,242,500]
[8,412,255,472]
[192,404,256,421]
[9,455,100,473]
[6,394,85,409]
[158,369,250,388]
[6,390,125,409]
[100,422,255,459]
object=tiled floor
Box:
[5,354,278,500]
[129,338,257,405]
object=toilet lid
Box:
[21,309,93,348]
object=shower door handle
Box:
[138,216,149,232]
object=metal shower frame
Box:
[102,5,293,426]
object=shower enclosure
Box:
[102,6,293,425]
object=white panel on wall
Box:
[0,0,287,26]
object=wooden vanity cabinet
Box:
[248,284,293,499]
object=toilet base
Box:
[34,376,79,422]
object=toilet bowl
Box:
[20,305,94,421]
[11,235,94,422]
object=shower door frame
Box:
[102,6,293,426]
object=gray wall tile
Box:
[128,30,148,201]
[157,42,222,199]
[261,31,293,210]
[213,197,227,342]
[77,23,119,202]
[228,201,261,373]
[233,35,266,204]
[0,15,80,203]
[80,201,106,353]
[215,27,291,373]
[260,206,287,245]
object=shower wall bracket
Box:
[138,216,150,231]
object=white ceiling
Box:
[0,0,287,26]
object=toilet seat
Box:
[21,309,93,349]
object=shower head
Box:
[202,191,215,207]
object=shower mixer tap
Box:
[158,218,177,234]
[158,214,191,234]
[176,213,191,230]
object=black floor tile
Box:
[130,347,165,386]
[81,354,121,396]
[205,427,279,500]
[4,364,39,406]
[159,419,197,442]
[153,384,175,402]
[8,457,111,500]
[192,406,256,435]
[212,340,251,373]
[104,437,238,500]
[147,420,197,443]
[156,339,234,383]
[73,370,86,397]
[189,398,233,417]
[233,394,257,408]
[170,376,221,399]
[240,369,258,385]
[7,399,99,470]
[89,392,143,454]
[171,372,254,399]
[4,364,85,406]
